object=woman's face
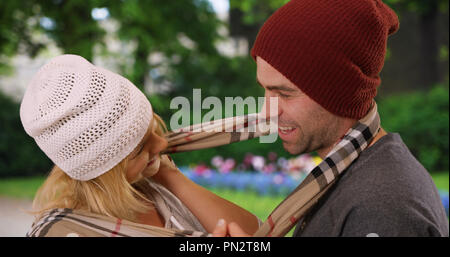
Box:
[125,121,168,184]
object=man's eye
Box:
[279,93,290,98]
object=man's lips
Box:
[278,125,296,133]
[278,125,298,141]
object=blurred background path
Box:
[0,197,34,237]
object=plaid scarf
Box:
[29,104,378,237]
[27,208,210,237]
[162,113,273,154]
[253,103,380,236]
[164,102,380,237]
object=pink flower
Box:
[219,158,236,173]
[194,164,211,176]
[262,163,276,174]
[211,156,224,169]
[273,174,284,185]
[251,156,265,171]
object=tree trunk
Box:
[418,2,440,88]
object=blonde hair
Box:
[32,113,168,223]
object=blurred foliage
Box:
[0,1,44,74]
[0,0,448,177]
[384,0,449,15]
[230,0,289,25]
[37,0,106,61]
[106,0,221,90]
[378,83,449,172]
[230,0,449,89]
[175,83,450,173]
[2,82,447,177]
[0,91,52,178]
[0,0,264,121]
[230,0,449,24]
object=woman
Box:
[20,54,259,237]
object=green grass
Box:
[0,172,448,237]
[1,172,447,200]
[0,176,46,199]
[207,187,296,236]
[431,172,449,191]
[207,187,285,220]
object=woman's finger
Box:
[212,219,227,237]
[228,222,251,237]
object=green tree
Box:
[0,1,44,74]
[106,0,221,90]
[36,0,106,61]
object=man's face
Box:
[257,56,344,156]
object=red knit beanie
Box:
[251,0,399,119]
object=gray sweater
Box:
[294,133,449,237]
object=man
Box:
[210,0,449,236]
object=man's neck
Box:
[367,127,387,148]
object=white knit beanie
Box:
[20,54,153,181]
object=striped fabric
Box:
[27,208,209,237]
[162,113,274,154]
[28,103,378,237]
[163,103,379,237]
[253,103,380,236]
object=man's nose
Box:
[262,92,281,119]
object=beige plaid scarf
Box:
[164,102,380,237]
[27,208,209,237]
[162,113,273,154]
[29,104,378,237]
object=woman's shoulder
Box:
[27,208,106,237]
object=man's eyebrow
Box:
[256,78,297,92]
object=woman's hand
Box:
[212,219,251,237]
[149,154,260,234]
[150,154,178,183]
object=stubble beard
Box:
[281,110,342,156]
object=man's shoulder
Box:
[352,133,424,171]
[327,132,441,215]
[343,133,430,190]
[297,133,449,237]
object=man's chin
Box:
[282,141,303,155]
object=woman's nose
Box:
[159,136,168,152]
[149,133,168,155]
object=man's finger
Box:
[228,222,251,237]
[212,219,227,237]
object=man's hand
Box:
[212,219,251,237]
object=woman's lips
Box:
[147,159,156,167]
